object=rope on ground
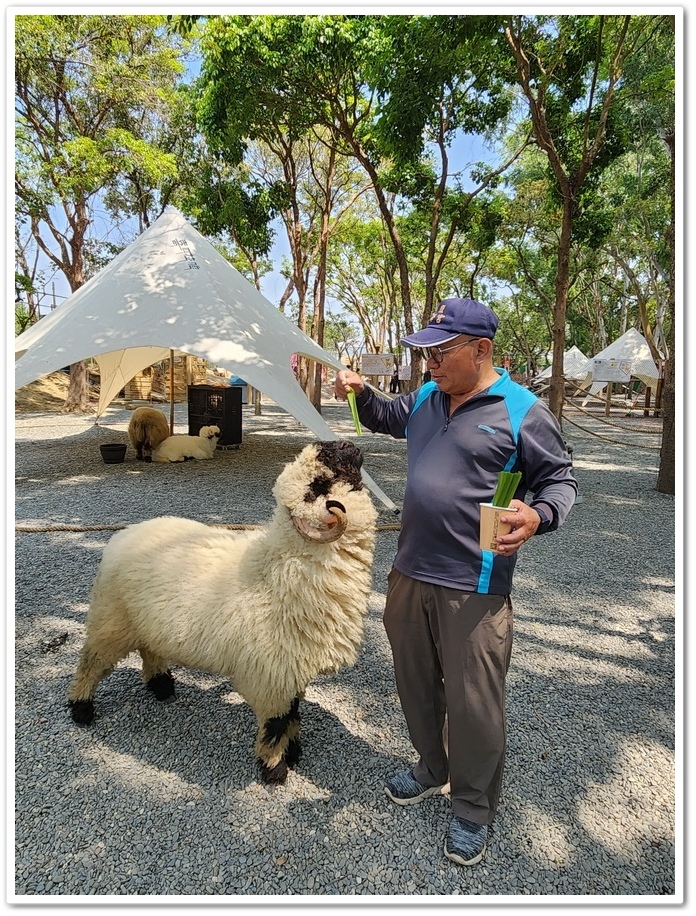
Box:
[15,421,97,429]
[561,412,662,450]
[564,399,662,434]
[15,522,403,534]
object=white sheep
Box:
[127,407,170,462]
[67,440,377,784]
[151,425,221,463]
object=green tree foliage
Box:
[499,14,649,420]
[195,14,528,389]
[15,13,189,409]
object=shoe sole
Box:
[384,782,450,806]
[443,840,486,866]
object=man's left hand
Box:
[496,500,541,554]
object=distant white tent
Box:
[537,345,591,386]
[14,207,397,511]
[587,327,661,397]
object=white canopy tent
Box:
[536,345,592,386]
[586,327,661,397]
[14,207,398,512]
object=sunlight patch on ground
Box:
[577,735,674,862]
[83,743,205,799]
[514,802,575,868]
[514,643,659,686]
[572,458,657,473]
[521,619,660,662]
[250,429,314,438]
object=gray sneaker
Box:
[384,770,449,805]
[444,815,488,865]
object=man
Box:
[334,297,576,866]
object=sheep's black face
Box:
[305,441,364,502]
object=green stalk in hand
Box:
[346,388,362,436]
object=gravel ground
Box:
[12,396,677,903]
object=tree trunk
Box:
[62,200,92,411]
[657,357,674,494]
[311,245,328,414]
[338,122,414,363]
[62,360,92,413]
[657,127,675,495]
[548,196,573,422]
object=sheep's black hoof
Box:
[69,699,95,726]
[143,456,152,463]
[286,738,302,768]
[259,758,289,785]
[147,671,175,701]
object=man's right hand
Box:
[334,370,365,400]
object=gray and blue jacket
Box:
[355,370,577,595]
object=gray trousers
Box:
[383,568,513,825]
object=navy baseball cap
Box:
[401,297,498,347]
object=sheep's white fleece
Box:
[75,443,377,724]
[152,425,220,462]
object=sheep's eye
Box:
[304,475,333,502]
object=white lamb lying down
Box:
[68,440,377,785]
[151,425,221,462]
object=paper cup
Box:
[479,503,514,552]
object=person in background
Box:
[334,297,576,867]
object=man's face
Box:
[425,336,485,396]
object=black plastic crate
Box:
[187,384,242,448]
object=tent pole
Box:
[169,349,175,435]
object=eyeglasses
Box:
[413,338,481,365]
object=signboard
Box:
[398,365,411,381]
[591,358,632,383]
[361,353,393,375]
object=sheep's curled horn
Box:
[292,499,347,542]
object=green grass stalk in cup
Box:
[491,470,521,508]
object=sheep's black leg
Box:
[67,645,120,726]
[140,650,175,702]
[263,697,300,747]
[69,699,95,726]
[286,698,302,767]
[258,697,301,784]
[146,669,175,701]
[285,737,302,767]
[259,758,289,785]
